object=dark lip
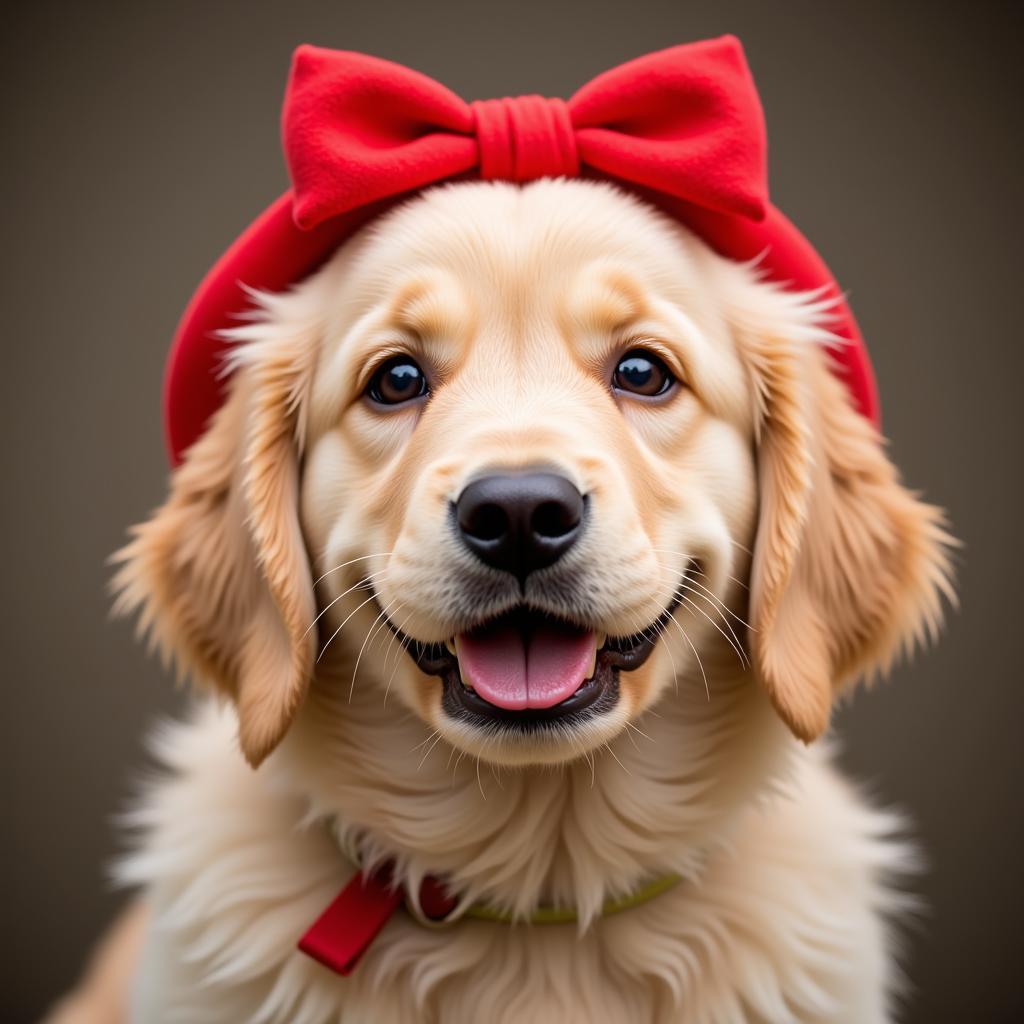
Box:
[376,578,686,733]
[445,656,620,729]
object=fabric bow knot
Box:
[284,37,768,231]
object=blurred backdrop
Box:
[3,1,1021,1021]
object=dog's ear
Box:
[114,316,318,767]
[734,282,955,742]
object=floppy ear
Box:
[113,316,318,767]
[736,285,955,742]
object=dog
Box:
[50,178,953,1023]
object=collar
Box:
[298,862,682,976]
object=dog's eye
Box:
[367,357,429,405]
[612,349,675,397]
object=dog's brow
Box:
[565,267,648,334]
[390,275,471,341]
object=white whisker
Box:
[475,756,486,799]
[624,720,654,744]
[312,551,394,589]
[625,605,681,697]
[650,547,750,592]
[604,742,631,776]
[664,610,710,701]
[410,729,440,754]
[649,560,751,665]
[675,590,749,669]
[317,592,379,664]
[622,721,643,752]
[348,597,401,701]
[671,568,754,630]
[415,730,443,770]
[302,568,390,640]
[382,605,417,708]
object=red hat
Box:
[164,36,879,465]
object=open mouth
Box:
[386,598,681,732]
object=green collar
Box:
[329,825,682,927]
[458,872,682,926]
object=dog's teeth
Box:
[585,646,598,681]
[595,632,607,649]
[450,638,473,688]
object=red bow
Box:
[284,38,768,231]
[164,37,878,464]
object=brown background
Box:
[3,1,1021,1021]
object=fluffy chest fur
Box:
[121,693,907,1024]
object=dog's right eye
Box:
[367,356,429,406]
[612,349,676,398]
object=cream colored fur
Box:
[50,180,953,1023]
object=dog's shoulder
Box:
[591,746,909,1023]
[119,701,354,1021]
[682,745,912,1022]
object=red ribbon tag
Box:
[298,865,459,975]
[298,866,403,976]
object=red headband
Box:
[164,36,879,464]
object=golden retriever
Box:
[50,178,953,1023]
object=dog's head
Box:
[117,180,953,769]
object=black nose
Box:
[455,471,585,582]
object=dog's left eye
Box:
[367,357,429,405]
[612,349,675,397]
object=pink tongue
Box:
[457,622,596,711]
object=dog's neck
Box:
[275,636,793,925]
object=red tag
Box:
[298,866,403,975]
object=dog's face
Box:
[299,183,757,765]
[118,180,952,769]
